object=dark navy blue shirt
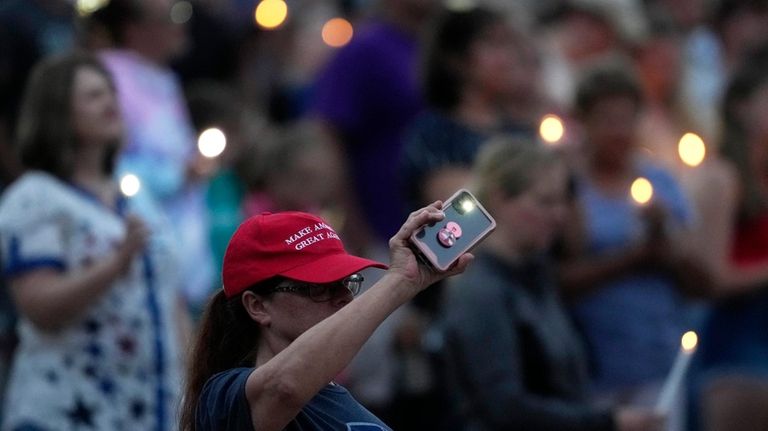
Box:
[196,367,392,431]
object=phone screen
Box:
[411,190,495,270]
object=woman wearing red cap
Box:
[180,206,472,430]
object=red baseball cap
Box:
[222,211,388,298]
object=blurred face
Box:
[582,95,639,168]
[466,22,517,99]
[273,141,342,211]
[563,11,617,60]
[637,36,682,102]
[71,66,122,146]
[496,162,568,253]
[506,39,541,102]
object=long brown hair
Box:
[180,280,278,431]
[16,52,119,180]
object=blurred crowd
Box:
[1,0,768,429]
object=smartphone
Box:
[410,189,496,271]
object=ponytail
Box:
[179,288,264,430]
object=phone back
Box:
[411,189,496,271]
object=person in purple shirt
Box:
[309,0,436,254]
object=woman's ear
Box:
[241,291,271,326]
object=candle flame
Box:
[539,114,565,145]
[198,127,227,158]
[120,174,141,197]
[678,133,706,167]
[322,18,354,48]
[630,177,654,205]
[681,331,698,352]
[76,0,109,16]
[255,0,288,29]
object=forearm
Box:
[248,272,416,430]
[12,254,126,331]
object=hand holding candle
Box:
[655,331,698,415]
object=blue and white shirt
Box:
[0,171,183,431]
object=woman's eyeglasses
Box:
[267,274,365,302]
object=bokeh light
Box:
[198,128,227,158]
[539,114,565,145]
[630,177,653,205]
[681,331,698,352]
[76,0,108,16]
[170,1,194,24]
[322,18,354,48]
[120,174,141,197]
[678,132,706,167]
[445,0,477,12]
[255,0,288,29]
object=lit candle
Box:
[322,18,354,48]
[630,177,654,205]
[197,127,227,159]
[678,133,706,168]
[655,331,698,414]
[119,173,141,197]
[539,114,565,145]
[254,0,288,29]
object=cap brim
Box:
[280,252,388,283]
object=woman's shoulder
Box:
[204,367,254,390]
[0,171,67,221]
[2,170,62,194]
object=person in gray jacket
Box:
[438,137,664,431]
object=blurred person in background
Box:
[647,0,724,141]
[439,137,664,431]
[185,81,266,303]
[713,0,768,74]
[686,54,768,431]
[401,4,529,209]
[558,66,709,427]
[633,17,689,171]
[538,0,643,111]
[85,0,218,312]
[0,0,76,186]
[309,0,437,256]
[0,53,187,431]
[395,7,525,426]
[0,1,81,423]
[307,0,438,422]
[241,122,344,223]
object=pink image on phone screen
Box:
[437,221,463,247]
